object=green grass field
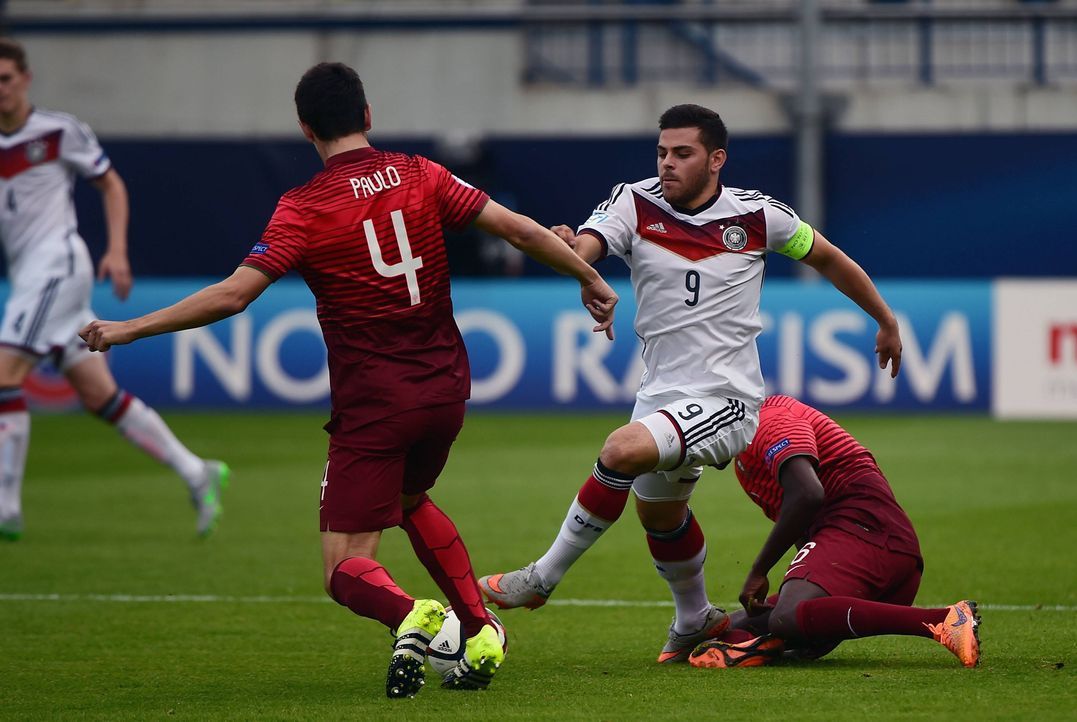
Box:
[1,410,1074,720]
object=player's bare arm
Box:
[80,266,272,352]
[91,168,133,301]
[740,456,825,615]
[549,224,605,265]
[475,201,618,339]
[800,230,903,377]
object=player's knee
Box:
[599,425,657,476]
[67,373,117,411]
[325,559,352,601]
[78,386,116,413]
[767,600,804,641]
[636,498,688,533]
[0,354,33,387]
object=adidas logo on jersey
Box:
[645,222,668,234]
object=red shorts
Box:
[319,402,465,533]
[781,525,922,605]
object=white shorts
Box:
[631,394,759,503]
[0,270,94,372]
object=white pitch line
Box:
[0,593,1073,612]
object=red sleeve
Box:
[241,196,308,279]
[421,156,490,231]
[756,408,819,478]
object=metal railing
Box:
[521,3,1077,88]
[7,1,1077,86]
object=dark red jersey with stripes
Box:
[241,147,489,436]
[734,395,882,520]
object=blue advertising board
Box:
[19,279,991,412]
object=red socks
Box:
[329,497,491,639]
[578,460,635,521]
[645,509,705,561]
[796,596,948,641]
[330,556,414,630]
[401,495,489,637]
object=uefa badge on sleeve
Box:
[722,225,747,251]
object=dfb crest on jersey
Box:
[25,140,48,165]
[722,225,747,251]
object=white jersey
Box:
[0,108,109,283]
[578,179,814,406]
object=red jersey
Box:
[734,395,882,521]
[241,147,489,436]
[734,395,921,558]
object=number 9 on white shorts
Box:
[635,395,758,476]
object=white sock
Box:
[534,496,616,587]
[111,394,205,490]
[0,407,30,519]
[652,543,710,634]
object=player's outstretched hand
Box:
[739,570,773,616]
[581,277,618,340]
[875,322,902,378]
[79,320,135,352]
[550,224,578,249]
[97,251,133,301]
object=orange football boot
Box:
[926,600,981,668]
[689,635,785,668]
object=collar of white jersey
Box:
[665,184,723,217]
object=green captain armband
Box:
[777,221,815,260]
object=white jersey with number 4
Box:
[577,178,815,406]
[0,108,109,281]
[0,108,110,361]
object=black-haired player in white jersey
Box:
[0,38,227,541]
[481,104,903,663]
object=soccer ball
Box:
[426,606,508,678]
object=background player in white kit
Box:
[0,39,227,540]
[480,104,903,662]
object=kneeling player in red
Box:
[689,395,980,669]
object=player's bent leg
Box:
[480,456,632,609]
[401,492,491,635]
[638,500,723,663]
[600,422,662,476]
[528,456,639,585]
[66,354,228,535]
[794,594,979,667]
[322,531,446,698]
[0,350,35,540]
[62,352,118,411]
[483,426,654,608]
[0,347,37,386]
[322,529,382,595]
[767,579,830,642]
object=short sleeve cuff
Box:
[449,193,490,232]
[577,228,609,261]
[239,259,283,280]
